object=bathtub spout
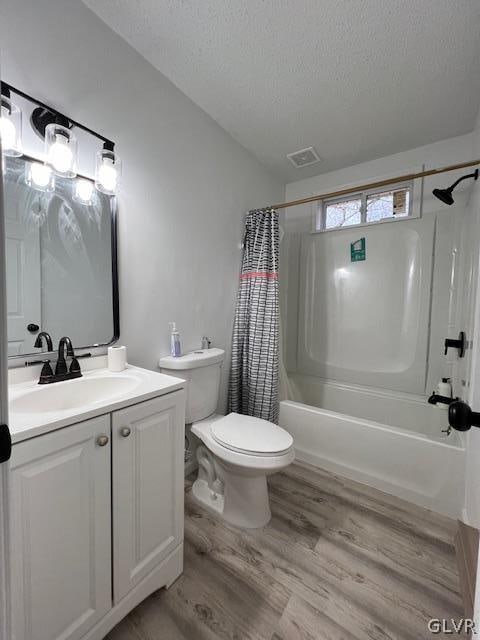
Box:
[428,392,456,406]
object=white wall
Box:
[0,0,283,409]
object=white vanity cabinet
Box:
[112,393,185,602]
[8,388,185,640]
[9,415,112,640]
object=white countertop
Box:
[8,363,186,444]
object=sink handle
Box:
[38,361,54,385]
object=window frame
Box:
[313,179,419,233]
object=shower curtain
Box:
[228,208,279,422]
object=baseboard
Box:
[455,522,478,619]
[83,543,184,640]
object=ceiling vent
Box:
[287,146,321,168]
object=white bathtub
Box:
[279,400,466,518]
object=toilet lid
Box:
[211,413,293,455]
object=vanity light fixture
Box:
[0,83,22,157]
[95,142,121,195]
[74,178,94,204]
[2,82,121,196]
[45,120,77,177]
[25,161,55,192]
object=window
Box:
[325,197,361,229]
[316,183,412,232]
[366,188,410,222]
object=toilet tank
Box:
[159,348,225,423]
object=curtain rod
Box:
[270,159,480,210]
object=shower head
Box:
[432,186,455,206]
[432,169,479,205]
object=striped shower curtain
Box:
[228,208,279,423]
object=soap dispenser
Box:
[438,377,452,398]
[169,322,182,357]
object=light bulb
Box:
[48,133,73,173]
[0,113,16,150]
[95,146,121,195]
[98,158,117,193]
[74,179,94,203]
[29,163,53,189]
[0,97,22,156]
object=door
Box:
[112,391,185,603]
[4,178,41,356]
[0,95,12,640]
[9,415,112,640]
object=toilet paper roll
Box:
[108,345,127,372]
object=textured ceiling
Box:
[83,0,480,181]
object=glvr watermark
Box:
[428,619,476,634]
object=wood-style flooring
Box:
[107,461,464,640]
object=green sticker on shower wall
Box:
[351,237,366,262]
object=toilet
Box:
[159,348,294,528]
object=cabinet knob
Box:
[120,427,131,438]
[96,435,109,447]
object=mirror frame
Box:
[6,153,120,360]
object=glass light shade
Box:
[0,98,22,157]
[25,162,55,192]
[73,178,95,204]
[95,148,121,195]
[45,122,77,177]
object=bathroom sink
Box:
[8,363,186,444]
[11,374,141,414]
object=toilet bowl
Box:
[191,413,294,528]
[159,348,295,528]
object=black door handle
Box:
[448,400,480,432]
[444,331,466,357]
[0,424,11,463]
[27,323,40,333]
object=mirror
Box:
[4,154,118,357]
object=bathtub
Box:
[279,400,466,518]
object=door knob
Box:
[120,427,131,438]
[448,400,480,432]
[96,435,109,447]
[27,323,40,333]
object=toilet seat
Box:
[211,412,293,457]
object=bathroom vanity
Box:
[7,360,186,640]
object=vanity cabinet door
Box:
[9,415,112,640]
[112,391,185,603]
